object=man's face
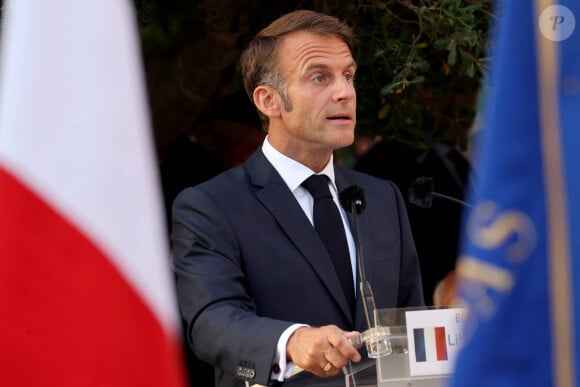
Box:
[269,30,357,160]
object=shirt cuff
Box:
[271,323,308,382]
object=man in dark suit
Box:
[171,10,424,387]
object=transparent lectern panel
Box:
[343,307,454,387]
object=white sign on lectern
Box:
[405,308,466,377]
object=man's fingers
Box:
[326,329,362,363]
[287,325,362,377]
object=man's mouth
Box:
[327,114,352,121]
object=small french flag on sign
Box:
[413,327,448,362]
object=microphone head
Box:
[339,185,366,214]
[408,176,434,208]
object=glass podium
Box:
[343,307,464,387]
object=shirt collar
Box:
[261,136,337,193]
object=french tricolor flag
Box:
[0,1,186,386]
[413,327,449,362]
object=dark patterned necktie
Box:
[302,174,355,314]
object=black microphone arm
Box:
[339,185,377,329]
[408,176,473,209]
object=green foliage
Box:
[134,0,262,58]
[133,0,211,55]
[326,0,492,150]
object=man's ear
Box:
[253,86,281,119]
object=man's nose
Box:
[333,77,356,102]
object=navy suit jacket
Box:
[171,149,424,387]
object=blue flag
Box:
[451,1,580,386]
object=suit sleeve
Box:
[170,186,291,386]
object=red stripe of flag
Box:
[435,326,448,361]
[0,168,185,386]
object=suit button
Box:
[235,365,256,379]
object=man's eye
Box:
[345,73,355,82]
[313,75,326,83]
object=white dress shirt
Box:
[261,136,357,382]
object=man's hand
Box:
[286,325,361,377]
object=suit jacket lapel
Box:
[245,150,353,325]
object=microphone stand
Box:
[431,192,473,208]
[347,196,377,329]
[409,176,473,209]
[340,186,391,358]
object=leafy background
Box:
[0,1,493,161]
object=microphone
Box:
[339,185,376,329]
[408,176,473,209]
[340,186,392,359]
